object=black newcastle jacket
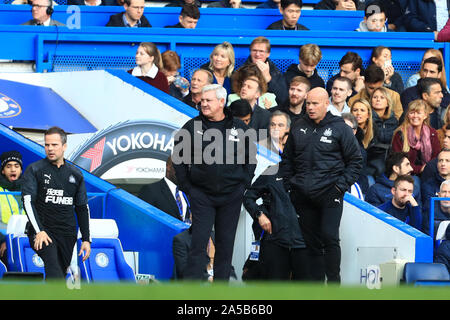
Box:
[280,112,363,200]
[173,108,257,196]
[243,165,306,249]
[21,158,90,242]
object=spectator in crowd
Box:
[165,4,200,28]
[378,175,422,230]
[436,18,450,42]
[166,0,201,7]
[138,156,191,224]
[161,50,190,100]
[392,99,441,176]
[21,0,65,26]
[366,87,398,177]
[201,42,235,95]
[285,44,324,91]
[172,84,256,281]
[369,46,404,95]
[105,0,151,27]
[356,0,388,32]
[68,0,118,5]
[236,76,272,136]
[0,150,25,264]
[433,180,450,234]
[314,0,363,10]
[351,99,374,151]
[328,76,352,116]
[406,49,447,90]
[401,57,449,116]
[241,37,288,106]
[182,68,213,111]
[434,222,450,273]
[326,51,365,99]
[418,78,445,130]
[422,124,450,182]
[342,112,369,195]
[128,42,169,94]
[229,99,253,126]
[421,149,450,234]
[229,64,277,110]
[437,112,450,149]
[280,87,363,283]
[266,0,309,30]
[258,110,291,155]
[270,76,310,124]
[349,64,403,120]
[208,0,243,8]
[403,0,449,32]
[257,0,281,9]
[243,163,310,281]
[375,0,407,31]
[0,151,24,229]
[366,151,420,208]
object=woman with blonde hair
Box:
[128,42,169,94]
[201,41,235,94]
[437,105,450,148]
[391,99,441,175]
[367,87,398,176]
[351,98,374,150]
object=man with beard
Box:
[0,151,25,265]
[366,152,421,208]
[270,76,310,125]
[378,175,422,230]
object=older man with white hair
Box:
[172,84,257,281]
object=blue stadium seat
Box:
[78,219,135,283]
[0,260,6,278]
[403,262,450,285]
[15,236,45,275]
[5,215,29,271]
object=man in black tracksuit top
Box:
[280,87,362,283]
[243,164,309,280]
[173,84,256,281]
[22,126,91,280]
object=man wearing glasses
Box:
[106,0,151,27]
[21,0,65,26]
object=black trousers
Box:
[259,240,310,281]
[27,229,76,280]
[185,185,245,281]
[292,189,344,283]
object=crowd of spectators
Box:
[5,0,450,281]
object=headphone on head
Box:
[46,1,53,16]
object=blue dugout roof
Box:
[0,78,97,133]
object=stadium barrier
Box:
[0,5,359,29]
[0,122,187,279]
[0,25,443,83]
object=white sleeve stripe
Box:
[23,194,41,234]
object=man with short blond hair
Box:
[284,43,325,90]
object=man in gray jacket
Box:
[21,0,65,26]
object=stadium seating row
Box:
[0,5,363,30]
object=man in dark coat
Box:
[105,0,151,27]
[280,87,362,283]
[266,0,309,30]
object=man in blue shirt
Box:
[378,175,422,230]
